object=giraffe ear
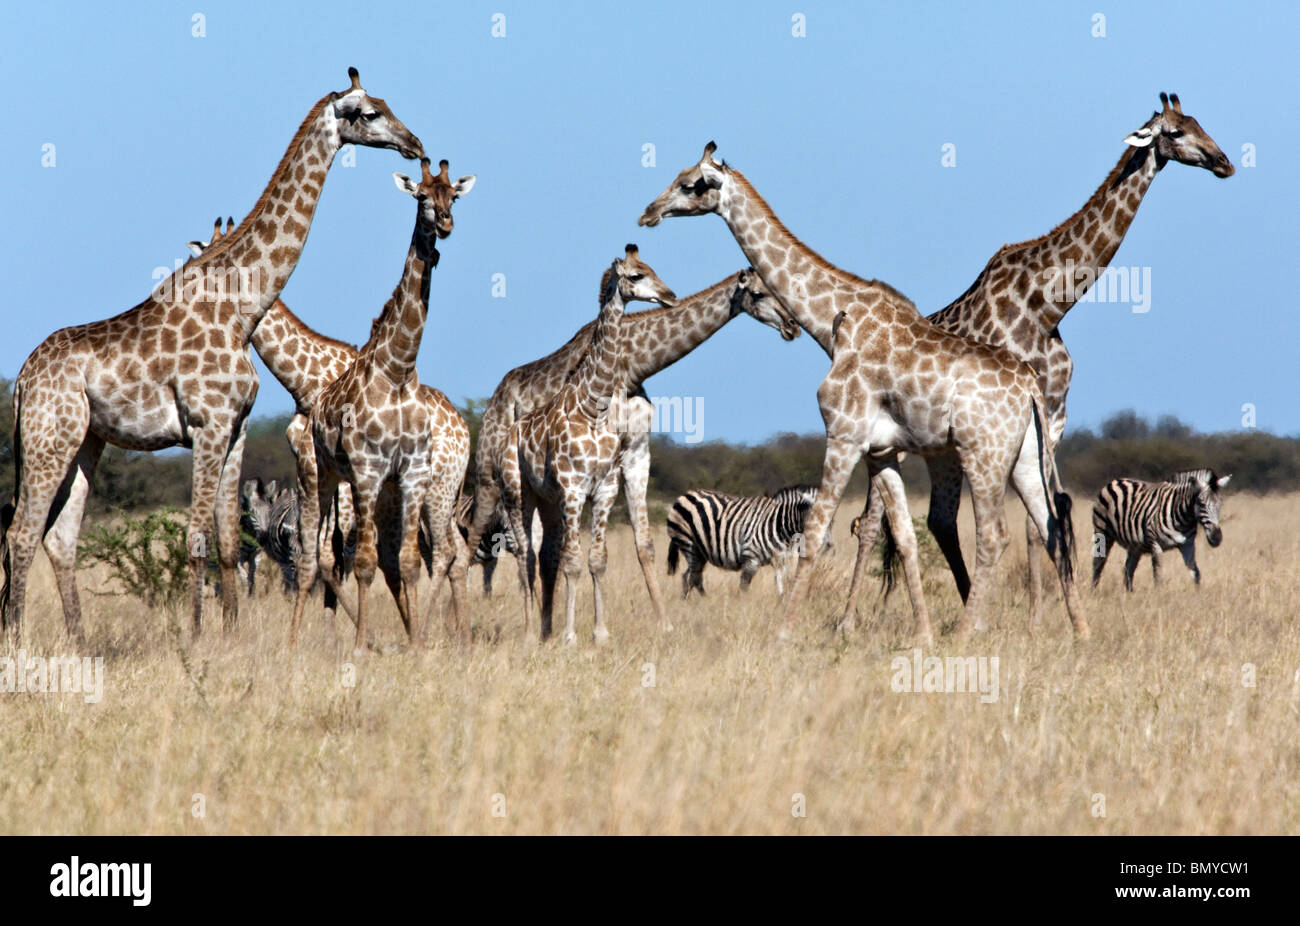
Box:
[452,174,477,197]
[187,241,206,257]
[392,172,421,196]
[1123,127,1156,148]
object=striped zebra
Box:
[238,479,277,595]
[666,485,817,596]
[453,493,542,595]
[1091,468,1231,590]
[240,479,302,595]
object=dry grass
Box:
[2,491,1297,835]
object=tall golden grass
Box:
[2,491,1296,835]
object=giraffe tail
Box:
[0,381,22,620]
[879,516,900,600]
[1030,397,1075,582]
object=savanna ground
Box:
[2,491,1297,835]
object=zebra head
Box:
[729,269,801,341]
[1174,469,1231,547]
[240,478,276,541]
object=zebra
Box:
[239,479,302,595]
[666,484,818,596]
[1091,468,1231,590]
[453,493,541,595]
[238,478,277,595]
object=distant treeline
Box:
[0,377,1293,516]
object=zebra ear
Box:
[1215,473,1231,489]
[265,479,279,498]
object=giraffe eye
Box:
[1166,128,1184,138]
[628,274,644,282]
[363,111,381,122]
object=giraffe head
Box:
[1123,93,1234,178]
[730,269,800,340]
[186,216,236,257]
[331,67,424,161]
[1174,469,1231,547]
[637,142,727,226]
[600,245,678,307]
[392,157,477,241]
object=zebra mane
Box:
[1170,468,1215,488]
[770,484,818,504]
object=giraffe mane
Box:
[598,267,612,307]
[272,298,358,354]
[727,168,917,311]
[977,146,1141,265]
[190,93,336,265]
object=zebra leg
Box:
[839,469,885,633]
[739,557,760,589]
[1091,532,1113,588]
[1122,550,1142,591]
[1149,545,1162,586]
[688,557,706,597]
[1179,539,1201,585]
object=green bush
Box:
[76,508,194,608]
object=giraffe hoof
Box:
[1074,624,1092,642]
[593,626,611,645]
[561,630,578,646]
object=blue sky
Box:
[1,1,1294,443]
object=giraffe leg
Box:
[289,456,331,646]
[955,479,1011,637]
[1025,512,1046,627]
[186,425,236,640]
[1011,428,1088,637]
[875,462,934,646]
[374,485,409,636]
[350,477,381,655]
[419,477,466,646]
[394,484,428,647]
[839,471,885,632]
[778,436,860,641]
[499,451,535,639]
[2,388,90,642]
[620,428,670,631]
[558,485,586,647]
[536,504,563,641]
[924,453,971,602]
[41,434,105,647]
[588,466,621,644]
[213,417,248,634]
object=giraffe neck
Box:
[572,287,627,420]
[719,170,868,355]
[1032,144,1160,331]
[362,223,438,387]
[251,300,357,412]
[623,274,739,386]
[189,93,343,337]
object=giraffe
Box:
[0,68,422,643]
[843,92,1234,629]
[638,143,1089,644]
[290,158,476,652]
[186,219,466,637]
[498,245,678,644]
[462,267,798,629]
